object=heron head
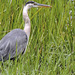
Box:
[25,1,52,9]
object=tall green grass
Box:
[0,0,75,75]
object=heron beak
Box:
[36,3,52,8]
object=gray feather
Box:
[0,29,28,61]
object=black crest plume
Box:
[25,1,35,6]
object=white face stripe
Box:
[26,4,34,9]
[25,3,38,10]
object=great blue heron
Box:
[0,1,52,62]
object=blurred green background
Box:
[0,0,75,75]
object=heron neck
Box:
[23,6,30,39]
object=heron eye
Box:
[34,3,37,5]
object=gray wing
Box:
[0,29,28,61]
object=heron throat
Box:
[23,6,31,39]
